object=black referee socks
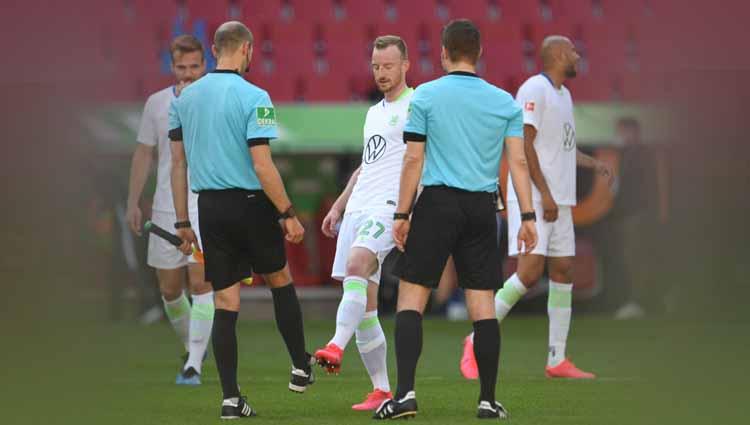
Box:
[473,318,501,403]
[395,310,423,400]
[212,309,240,399]
[271,284,309,372]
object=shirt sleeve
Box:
[403,86,428,142]
[505,103,524,139]
[246,91,279,142]
[137,96,158,146]
[167,98,182,142]
[515,81,545,130]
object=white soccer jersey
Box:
[346,87,414,214]
[507,74,577,206]
[137,86,198,214]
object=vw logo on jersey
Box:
[364,134,387,164]
[563,122,576,151]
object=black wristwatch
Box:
[521,211,536,222]
[174,220,191,229]
[280,206,296,219]
[393,212,410,221]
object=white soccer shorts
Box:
[147,210,203,269]
[507,201,575,257]
[331,211,395,283]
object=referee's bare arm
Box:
[393,140,425,251]
[170,139,197,254]
[396,141,424,215]
[250,145,305,243]
[505,136,538,253]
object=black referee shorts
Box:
[393,185,500,290]
[198,189,286,291]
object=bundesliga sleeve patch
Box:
[524,102,535,112]
[256,107,276,126]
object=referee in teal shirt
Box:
[168,21,312,419]
[374,20,538,420]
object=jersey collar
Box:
[539,72,555,86]
[212,69,241,75]
[540,72,565,92]
[448,71,480,78]
[382,86,413,107]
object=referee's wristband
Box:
[521,212,536,222]
[393,212,410,221]
[174,220,191,229]
[280,206,296,219]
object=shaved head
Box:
[214,21,253,57]
[540,35,579,79]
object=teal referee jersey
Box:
[404,71,523,193]
[168,70,279,192]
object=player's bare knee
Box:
[516,255,546,286]
[345,248,377,277]
[516,267,544,287]
[214,288,240,311]
[465,290,495,321]
[262,265,292,288]
[548,258,574,282]
[189,279,213,295]
[158,277,183,300]
[548,268,573,283]
[396,281,430,313]
[345,260,369,278]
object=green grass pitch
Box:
[14,315,741,425]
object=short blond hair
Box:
[170,34,204,62]
[374,35,408,60]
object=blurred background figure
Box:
[606,117,670,319]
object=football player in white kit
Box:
[126,35,214,385]
[460,36,613,380]
[314,35,412,411]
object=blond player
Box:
[126,35,213,385]
[314,35,412,411]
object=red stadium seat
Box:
[326,22,373,82]
[242,0,282,23]
[480,21,524,85]
[185,0,228,24]
[272,20,315,68]
[95,0,653,101]
[345,0,387,23]
[132,0,180,27]
[293,0,338,23]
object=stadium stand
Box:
[99,0,654,101]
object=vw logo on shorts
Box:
[563,122,576,151]
[364,135,387,164]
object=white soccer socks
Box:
[494,273,528,322]
[163,292,191,351]
[547,281,573,367]
[330,276,368,349]
[185,291,214,373]
[356,310,391,392]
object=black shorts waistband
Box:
[423,185,495,196]
[197,188,265,196]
